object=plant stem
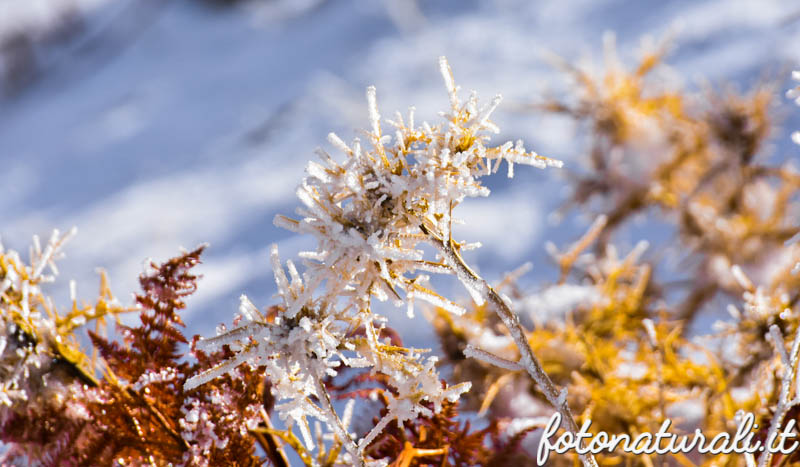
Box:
[315,377,365,467]
[759,324,800,467]
[255,408,290,467]
[421,224,598,467]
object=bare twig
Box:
[421,224,599,467]
[759,324,800,467]
[314,377,364,466]
[253,408,290,467]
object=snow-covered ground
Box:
[1,0,798,346]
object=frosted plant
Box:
[0,228,100,407]
[179,381,262,467]
[0,228,127,463]
[187,57,597,466]
[759,322,800,467]
[725,265,800,467]
[186,248,471,466]
[753,74,800,467]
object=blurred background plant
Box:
[431,34,800,466]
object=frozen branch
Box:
[422,224,598,467]
[463,344,522,372]
[759,323,800,467]
[314,377,364,466]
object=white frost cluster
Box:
[187,248,469,464]
[0,229,79,407]
[726,265,783,321]
[186,57,562,465]
[179,385,262,467]
[132,367,178,391]
[274,56,561,313]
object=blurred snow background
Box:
[1,0,799,347]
